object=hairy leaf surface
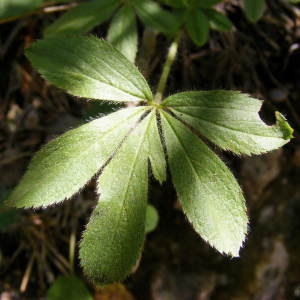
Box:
[107,5,138,63]
[44,0,118,36]
[161,111,248,256]
[146,111,166,184]
[163,91,293,155]
[80,112,153,284]
[6,107,147,208]
[134,0,179,35]
[26,36,153,102]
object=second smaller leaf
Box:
[44,0,119,36]
[186,10,209,46]
[47,276,92,300]
[6,107,146,208]
[107,5,138,63]
[204,9,233,32]
[134,0,180,36]
[244,0,266,22]
[80,111,153,285]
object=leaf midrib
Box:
[162,112,243,244]
[171,108,284,139]
[51,70,141,101]
[106,111,154,254]
[56,42,148,100]
[20,108,145,203]
[165,104,259,113]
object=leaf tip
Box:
[275,111,294,140]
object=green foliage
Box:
[80,112,152,284]
[145,204,159,233]
[162,91,293,155]
[7,34,293,286]
[244,0,266,22]
[133,0,180,35]
[44,0,119,37]
[47,276,92,300]
[0,0,43,20]
[44,0,180,39]
[0,0,266,36]
[159,0,187,8]
[107,5,138,63]
[161,111,247,256]
[160,0,233,47]
[186,10,209,46]
[51,0,76,3]
[146,112,167,184]
[204,9,232,31]
[26,36,152,102]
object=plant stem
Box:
[154,31,182,104]
[69,228,76,273]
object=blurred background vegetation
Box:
[1,0,300,299]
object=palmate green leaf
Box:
[133,0,180,36]
[0,0,43,20]
[6,107,147,208]
[44,0,119,36]
[9,30,294,286]
[26,36,153,102]
[204,9,233,32]
[47,276,92,300]
[186,10,209,46]
[162,91,293,155]
[107,5,138,63]
[80,111,153,285]
[160,111,248,256]
[244,0,266,22]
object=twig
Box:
[20,255,35,293]
[42,3,78,14]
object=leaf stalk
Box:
[153,31,181,104]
